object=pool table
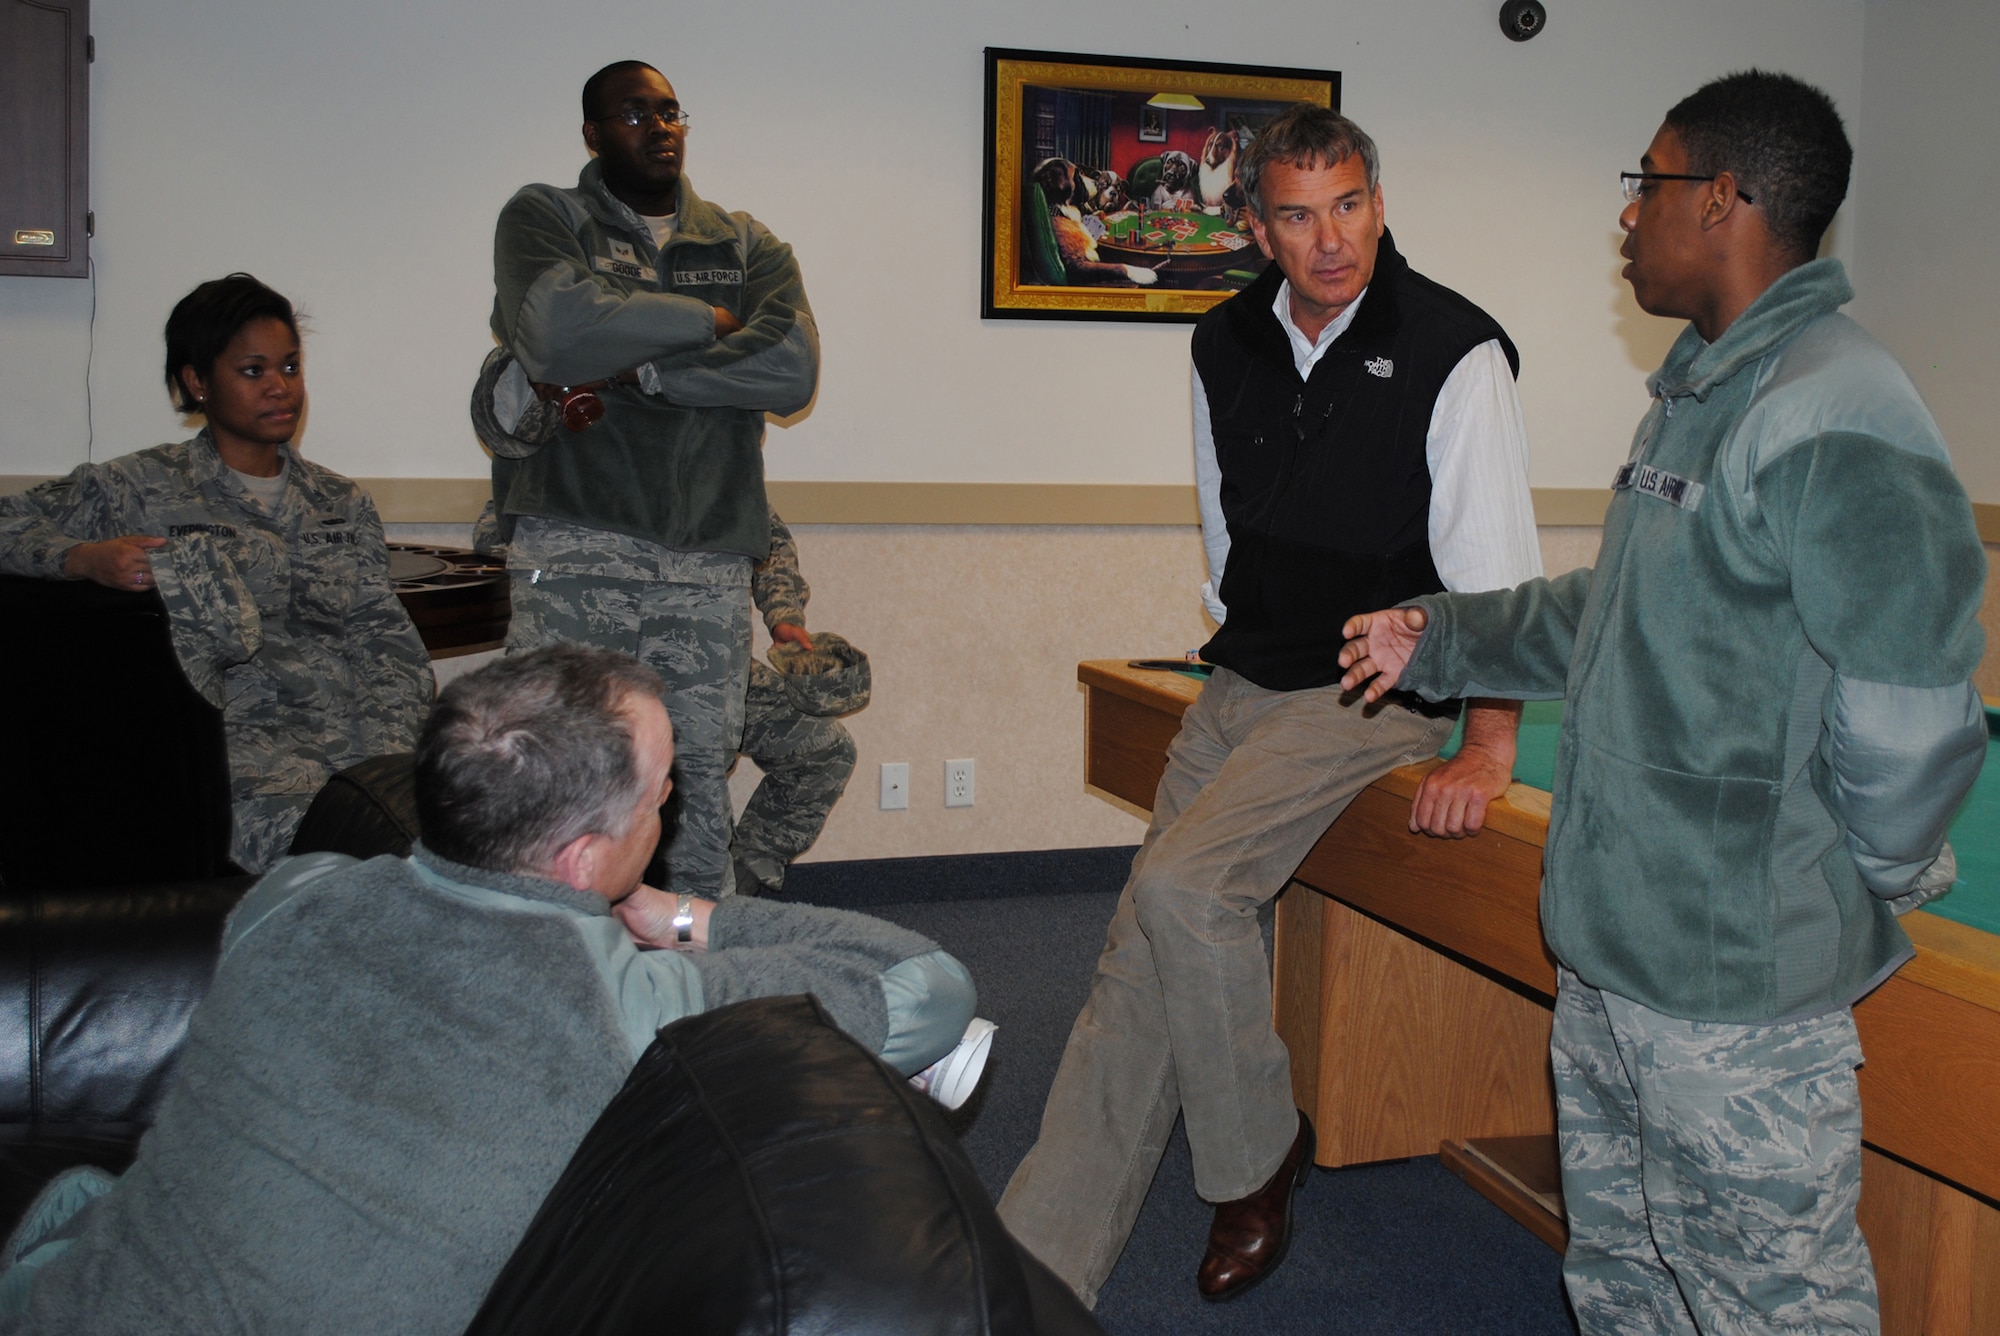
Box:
[1078,659,2000,1335]
[1091,208,1263,288]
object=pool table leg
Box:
[1861,1148,2000,1335]
[1272,882,1557,1170]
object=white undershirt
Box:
[638,212,678,251]
[1192,278,1542,624]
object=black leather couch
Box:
[0,878,254,1228]
[0,574,256,1223]
[0,575,236,892]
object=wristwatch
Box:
[671,893,695,947]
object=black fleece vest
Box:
[1192,230,1517,691]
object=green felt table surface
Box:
[1440,702,2000,935]
[1099,211,1257,250]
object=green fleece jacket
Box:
[6,849,948,1334]
[1400,260,1986,1022]
[489,163,818,558]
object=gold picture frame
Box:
[982,48,1338,322]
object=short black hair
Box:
[1239,103,1378,216]
[416,644,665,874]
[1665,70,1851,261]
[162,273,299,414]
[582,60,662,122]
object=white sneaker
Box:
[909,1017,996,1110]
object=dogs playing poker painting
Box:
[983,49,1338,322]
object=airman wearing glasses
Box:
[482,60,820,902]
[1340,70,1984,1335]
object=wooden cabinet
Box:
[1,0,91,278]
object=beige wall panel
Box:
[739,525,1212,863]
[383,523,1995,863]
[1536,526,1603,579]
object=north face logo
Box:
[1364,357,1394,379]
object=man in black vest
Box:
[998,105,1541,1307]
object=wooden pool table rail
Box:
[1079,659,2000,1335]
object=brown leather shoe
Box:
[1196,1111,1316,1301]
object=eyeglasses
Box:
[1620,172,1753,205]
[602,105,691,130]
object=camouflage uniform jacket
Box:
[0,435,434,868]
[1400,260,1986,1023]
[489,161,818,563]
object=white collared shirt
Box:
[1192,278,1541,623]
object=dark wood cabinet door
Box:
[0,0,90,278]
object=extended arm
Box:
[1401,339,1542,835]
[691,895,963,1071]
[0,465,156,584]
[1341,569,1592,703]
[1340,605,1535,835]
[752,507,810,637]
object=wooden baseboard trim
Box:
[358,480,1615,528]
[760,481,1198,525]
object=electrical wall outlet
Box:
[944,758,975,808]
[880,762,910,810]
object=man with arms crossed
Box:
[999,104,1542,1306]
[0,645,975,1334]
[1341,72,1985,1332]
[489,59,818,898]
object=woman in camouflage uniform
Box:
[0,274,433,871]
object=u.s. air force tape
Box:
[1612,462,1705,511]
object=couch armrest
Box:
[465,994,1104,1335]
[0,878,257,1127]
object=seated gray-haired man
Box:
[0,644,982,1336]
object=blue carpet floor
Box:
[787,852,1578,1335]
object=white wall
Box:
[0,0,1878,496]
[1852,0,2000,501]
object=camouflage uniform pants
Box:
[1552,968,1878,1335]
[231,762,332,874]
[506,571,749,898]
[733,661,856,893]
